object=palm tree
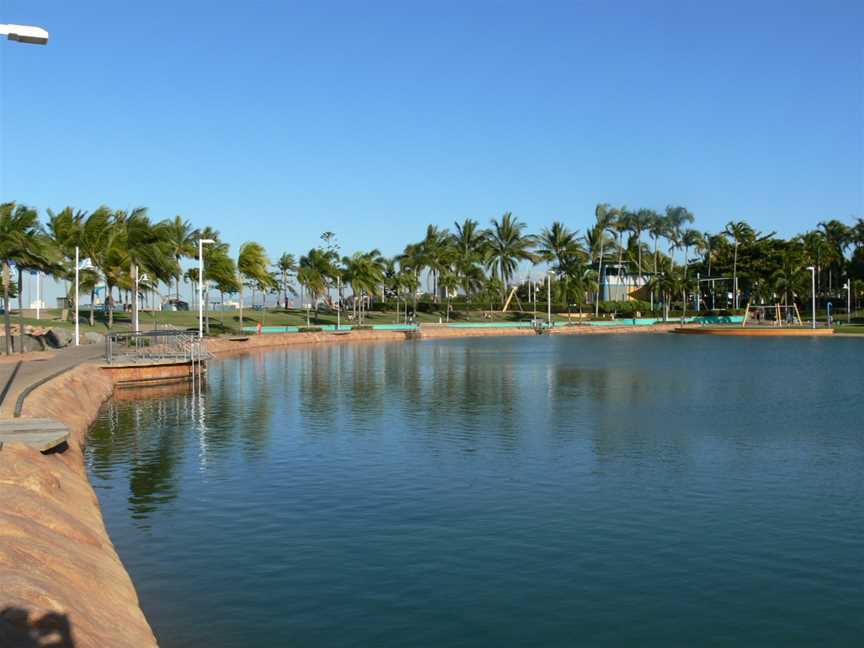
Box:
[399,242,427,312]
[724,221,755,308]
[397,264,419,320]
[538,222,583,271]
[631,209,652,280]
[439,270,459,322]
[341,250,385,323]
[539,222,586,317]
[664,206,695,264]
[612,209,634,291]
[46,207,87,321]
[114,208,178,332]
[420,225,451,300]
[184,267,199,311]
[165,216,197,301]
[451,219,488,299]
[588,204,616,315]
[817,219,851,292]
[275,253,297,309]
[298,247,338,315]
[237,242,272,328]
[0,203,41,354]
[206,245,240,331]
[486,212,536,299]
[772,246,807,306]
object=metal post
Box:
[808,266,816,329]
[696,273,700,312]
[547,272,552,326]
[734,276,739,310]
[133,265,139,333]
[337,276,341,330]
[75,246,80,346]
[847,281,852,324]
[198,240,204,339]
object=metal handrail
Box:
[105,330,209,365]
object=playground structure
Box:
[674,300,834,336]
[741,302,804,327]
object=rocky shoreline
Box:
[0,323,677,647]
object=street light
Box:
[807,266,816,329]
[546,271,554,326]
[198,239,215,338]
[1,24,49,45]
[845,281,852,324]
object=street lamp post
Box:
[75,247,80,346]
[845,281,852,324]
[807,266,816,329]
[198,239,215,338]
[547,271,553,326]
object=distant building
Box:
[597,262,649,302]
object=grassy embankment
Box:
[13,309,864,336]
[12,308,580,336]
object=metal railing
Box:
[105,330,209,365]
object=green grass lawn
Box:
[835,324,864,335]
[10,307,583,336]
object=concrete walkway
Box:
[0,345,103,417]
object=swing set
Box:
[741,301,804,327]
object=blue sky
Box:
[2,0,862,298]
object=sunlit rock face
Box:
[0,364,158,648]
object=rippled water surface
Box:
[86,335,864,647]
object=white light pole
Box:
[1,24,49,45]
[547,271,553,326]
[807,266,816,329]
[75,247,80,346]
[198,239,215,338]
[845,281,851,324]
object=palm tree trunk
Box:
[62,280,69,321]
[18,267,25,354]
[108,284,114,328]
[595,241,605,317]
[732,245,738,309]
[3,260,11,355]
[681,288,687,325]
[238,275,244,328]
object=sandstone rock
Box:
[0,364,158,648]
[11,334,46,353]
[45,328,73,348]
[83,332,105,346]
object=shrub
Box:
[597,300,652,317]
[352,325,373,331]
[298,326,322,333]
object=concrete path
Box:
[0,345,103,417]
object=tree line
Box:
[2,201,862,346]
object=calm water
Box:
[86,335,864,647]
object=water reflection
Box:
[87,336,864,521]
[85,336,864,648]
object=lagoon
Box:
[87,335,864,646]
